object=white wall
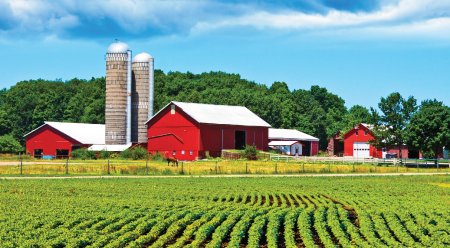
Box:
[290,143,302,156]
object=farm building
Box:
[145,101,271,160]
[328,123,442,159]
[268,128,319,156]
[24,122,105,159]
[268,141,304,156]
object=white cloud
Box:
[193,0,450,37]
[1,0,450,40]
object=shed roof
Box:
[24,122,105,145]
[269,128,319,141]
[145,101,271,127]
[88,144,132,152]
[269,141,303,146]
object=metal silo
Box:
[105,41,132,145]
[131,53,154,143]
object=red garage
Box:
[145,101,271,160]
[24,122,105,159]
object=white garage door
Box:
[353,142,371,158]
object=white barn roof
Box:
[88,144,132,152]
[145,101,271,127]
[269,141,301,146]
[269,128,319,141]
[24,122,105,144]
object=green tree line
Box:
[1,70,448,157]
[0,71,350,149]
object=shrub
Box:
[244,144,258,160]
[71,148,97,160]
[99,149,112,159]
[119,149,133,159]
[150,151,165,161]
[119,147,149,160]
[132,147,148,160]
[0,135,24,154]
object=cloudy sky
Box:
[1,0,449,109]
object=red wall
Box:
[147,103,269,160]
[26,125,82,157]
[311,141,319,156]
[147,104,200,160]
[343,124,377,157]
[199,124,268,156]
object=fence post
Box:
[384,158,385,166]
[66,158,68,174]
[181,162,184,173]
[374,162,376,172]
[215,162,218,174]
[425,159,428,168]
[353,163,355,173]
[20,159,23,175]
[246,162,247,174]
[146,160,148,174]
[286,156,288,162]
[107,160,110,174]
[396,161,398,172]
[363,157,365,165]
[278,155,280,161]
[323,157,325,163]
[303,163,305,173]
[275,163,277,173]
[416,159,418,172]
[437,160,439,172]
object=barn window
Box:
[190,151,193,156]
[355,130,359,136]
[364,130,367,136]
[173,151,176,155]
[182,151,185,155]
[171,105,175,114]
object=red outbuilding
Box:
[330,123,426,158]
[145,101,271,160]
[24,122,105,159]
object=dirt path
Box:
[1,172,449,180]
[0,162,91,166]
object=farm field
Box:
[1,159,450,176]
[1,175,450,247]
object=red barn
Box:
[24,122,105,158]
[339,123,419,158]
[343,123,378,158]
[145,101,271,160]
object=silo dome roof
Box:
[106,41,131,54]
[132,52,153,63]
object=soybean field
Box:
[1,175,450,247]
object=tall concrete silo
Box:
[131,53,154,143]
[105,41,132,145]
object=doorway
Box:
[235,131,246,150]
[408,149,419,159]
[34,149,43,158]
[56,149,70,159]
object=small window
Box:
[171,105,175,114]
[190,151,193,156]
[182,151,185,155]
[173,151,176,155]
[355,130,359,136]
[364,130,367,136]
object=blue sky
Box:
[1,0,449,110]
